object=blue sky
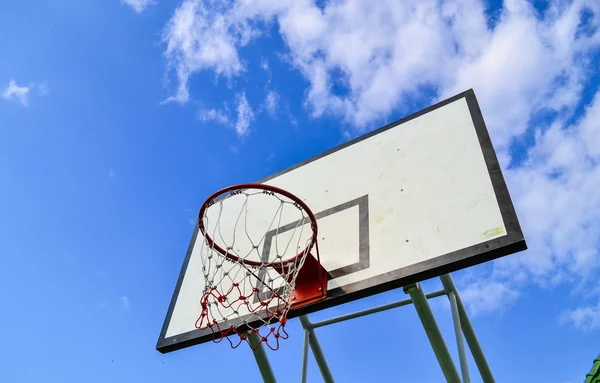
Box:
[1,0,599,382]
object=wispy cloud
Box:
[234,92,254,136]
[198,108,230,125]
[162,0,600,140]
[560,301,600,331]
[121,296,130,311]
[460,87,600,318]
[260,58,269,71]
[161,0,249,103]
[288,109,298,126]
[265,90,279,118]
[2,79,49,106]
[2,79,30,106]
[460,277,519,316]
[108,168,116,179]
[184,207,197,226]
[122,0,155,14]
[37,82,49,96]
[197,93,254,137]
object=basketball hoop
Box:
[195,184,327,350]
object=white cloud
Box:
[161,0,252,103]
[2,79,49,106]
[260,58,270,71]
[37,82,50,96]
[501,92,600,280]
[197,93,254,137]
[560,300,600,331]
[198,108,230,125]
[460,277,520,316]
[461,88,600,318]
[184,208,197,226]
[234,92,254,136]
[457,87,600,320]
[265,90,279,118]
[288,110,298,126]
[108,168,116,179]
[162,0,599,141]
[122,0,155,14]
[160,0,600,324]
[121,296,130,311]
[2,79,30,106]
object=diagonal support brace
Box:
[440,274,495,383]
[248,332,277,383]
[404,283,462,383]
[299,315,335,383]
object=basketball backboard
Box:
[156,89,526,353]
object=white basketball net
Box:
[195,187,317,350]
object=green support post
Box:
[248,332,277,383]
[440,274,495,383]
[404,283,462,383]
[301,330,310,383]
[449,291,470,383]
[299,315,335,383]
[244,273,495,383]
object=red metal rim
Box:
[198,183,318,267]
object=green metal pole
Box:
[248,332,277,383]
[301,330,310,383]
[440,274,495,383]
[299,315,335,383]
[404,283,462,383]
[309,289,447,329]
[449,291,470,383]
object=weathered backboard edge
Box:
[156,89,527,353]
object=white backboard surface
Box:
[157,90,525,353]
